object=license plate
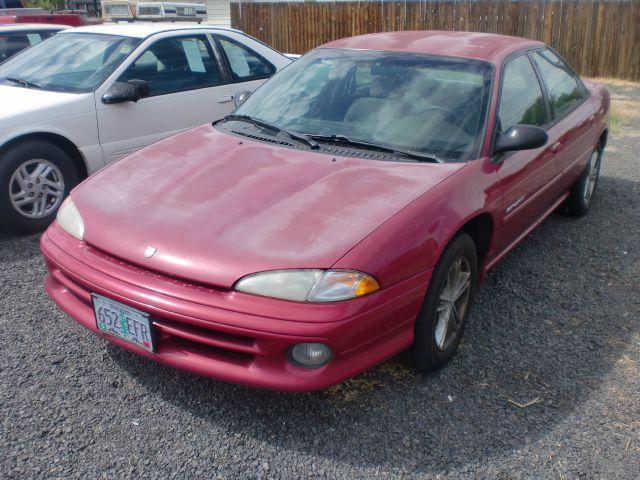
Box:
[92,293,154,352]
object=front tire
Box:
[0,141,78,234]
[411,233,478,372]
[566,143,602,217]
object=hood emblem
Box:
[144,246,157,258]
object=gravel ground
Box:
[1,83,638,479]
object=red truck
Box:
[0,1,89,26]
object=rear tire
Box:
[566,143,602,217]
[411,233,477,372]
[0,141,78,233]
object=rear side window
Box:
[119,35,221,97]
[498,54,548,132]
[217,36,275,82]
[532,49,583,117]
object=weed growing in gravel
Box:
[586,78,640,135]
[610,109,626,134]
[323,357,418,405]
[606,95,639,135]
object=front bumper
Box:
[41,224,431,391]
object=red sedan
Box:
[40,31,609,391]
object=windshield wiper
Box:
[4,77,43,89]
[224,114,319,149]
[307,134,442,163]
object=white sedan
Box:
[0,23,290,232]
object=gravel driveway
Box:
[1,83,638,480]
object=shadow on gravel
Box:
[110,174,638,474]
[0,231,42,263]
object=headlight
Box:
[56,197,84,241]
[234,269,379,302]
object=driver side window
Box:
[119,35,221,97]
[498,54,549,132]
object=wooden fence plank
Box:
[231,0,640,81]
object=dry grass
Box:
[324,357,418,405]
[609,97,640,134]
[585,77,640,133]
[611,97,640,120]
[587,77,640,88]
[595,75,640,135]
[609,109,626,134]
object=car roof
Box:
[0,23,68,32]
[60,22,240,39]
[321,31,545,63]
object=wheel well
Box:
[599,129,608,150]
[459,213,493,271]
[0,133,88,181]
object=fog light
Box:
[290,343,332,368]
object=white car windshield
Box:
[234,48,492,161]
[0,33,140,93]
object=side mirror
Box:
[494,125,548,154]
[102,80,150,104]
[126,79,150,98]
[234,90,252,107]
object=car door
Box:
[95,32,235,163]
[492,53,564,253]
[530,48,596,190]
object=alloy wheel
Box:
[9,159,65,219]
[434,256,472,351]
[583,150,600,203]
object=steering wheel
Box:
[422,105,457,119]
[422,105,474,135]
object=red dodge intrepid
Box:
[41,31,609,391]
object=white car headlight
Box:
[234,269,379,302]
[56,197,84,241]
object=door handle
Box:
[552,142,562,155]
[217,95,234,104]
[588,115,595,125]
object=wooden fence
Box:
[230,0,640,81]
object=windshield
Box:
[0,33,140,93]
[234,48,492,161]
[0,31,48,64]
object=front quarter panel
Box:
[0,90,101,171]
[333,160,502,287]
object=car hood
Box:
[0,85,94,129]
[72,125,465,288]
